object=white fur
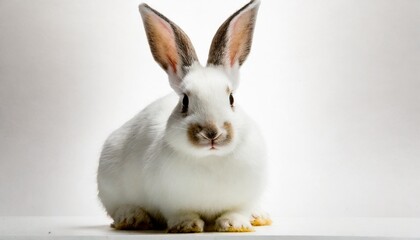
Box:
[99,0,265,231]
[97,64,267,230]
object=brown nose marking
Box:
[187,122,234,146]
[223,122,233,144]
[187,122,218,145]
[187,123,202,146]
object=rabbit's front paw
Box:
[215,213,254,232]
[250,211,272,226]
[111,205,153,230]
[167,218,204,233]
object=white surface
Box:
[1,0,420,217]
[0,217,420,239]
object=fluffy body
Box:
[97,65,267,231]
[97,0,269,232]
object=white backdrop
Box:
[0,0,419,217]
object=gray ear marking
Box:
[207,0,260,67]
[139,3,198,79]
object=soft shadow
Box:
[69,224,167,235]
[70,224,111,231]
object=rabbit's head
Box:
[139,0,260,157]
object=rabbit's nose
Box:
[199,125,221,140]
[204,128,219,140]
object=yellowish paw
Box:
[215,215,255,233]
[224,226,255,232]
[250,216,272,226]
[250,212,272,226]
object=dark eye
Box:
[229,93,234,106]
[182,94,189,113]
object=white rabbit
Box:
[97,0,271,233]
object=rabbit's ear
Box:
[207,0,260,71]
[139,4,198,92]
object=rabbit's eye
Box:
[229,93,234,106]
[182,94,189,113]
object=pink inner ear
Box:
[167,54,177,74]
[229,54,236,67]
[229,18,240,66]
[149,13,179,73]
[228,10,253,67]
[156,16,173,37]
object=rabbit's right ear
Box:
[139,4,198,93]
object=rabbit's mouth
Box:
[210,140,218,150]
[208,138,234,151]
[196,140,223,151]
[198,142,218,150]
[204,136,229,150]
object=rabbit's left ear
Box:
[207,0,260,71]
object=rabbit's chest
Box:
[150,159,263,211]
